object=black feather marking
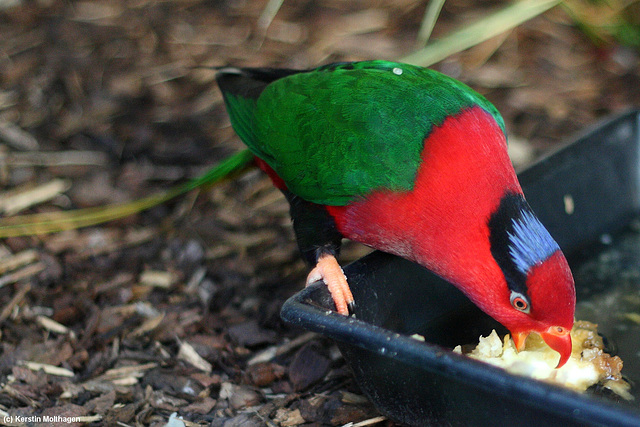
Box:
[282,189,343,265]
[214,61,387,100]
[314,62,355,71]
[488,192,559,296]
[215,67,306,101]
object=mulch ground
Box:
[0,0,638,426]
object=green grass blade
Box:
[417,0,447,46]
[401,0,562,67]
[0,149,254,238]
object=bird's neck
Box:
[328,106,519,299]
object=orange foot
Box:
[306,253,355,316]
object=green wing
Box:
[217,61,504,206]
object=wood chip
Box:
[0,249,38,274]
[1,383,38,407]
[177,341,212,373]
[128,312,165,337]
[0,91,17,110]
[93,272,134,295]
[84,389,116,414]
[7,150,109,167]
[139,270,177,288]
[182,397,217,415]
[219,383,262,409]
[79,227,156,258]
[72,1,123,22]
[96,362,158,382]
[248,332,316,365]
[335,9,388,36]
[227,320,277,347]
[19,361,75,377]
[111,377,140,386]
[0,122,39,150]
[274,408,306,427]
[246,362,285,387]
[266,20,306,44]
[344,416,388,426]
[170,23,251,47]
[288,343,331,392]
[184,266,206,294]
[0,179,71,215]
[36,315,71,335]
[166,412,204,427]
[340,391,370,405]
[0,261,46,288]
[0,282,30,322]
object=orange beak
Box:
[511,331,529,353]
[512,327,572,368]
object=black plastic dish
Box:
[281,110,640,426]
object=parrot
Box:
[215,60,576,368]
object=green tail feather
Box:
[0,149,255,238]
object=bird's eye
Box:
[510,291,530,313]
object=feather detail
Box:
[216,60,505,206]
[508,210,560,274]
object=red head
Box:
[509,251,575,368]
[418,190,576,368]
[483,194,576,368]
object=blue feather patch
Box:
[507,210,560,274]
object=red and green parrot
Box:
[215,60,576,368]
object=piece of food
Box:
[454,320,632,399]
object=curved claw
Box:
[306,253,354,316]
